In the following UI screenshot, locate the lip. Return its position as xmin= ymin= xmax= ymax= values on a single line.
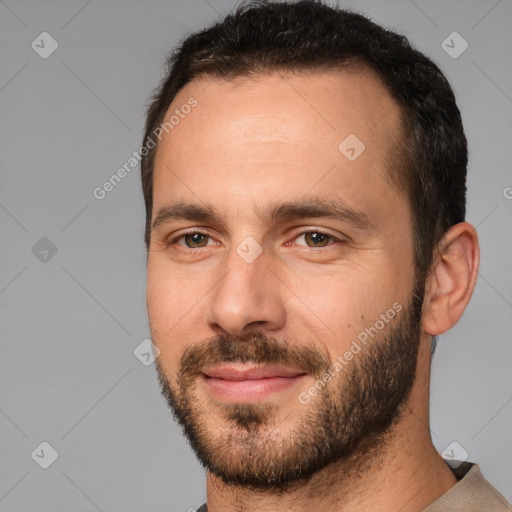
xmin=201 ymin=364 xmax=308 ymax=402
xmin=203 ymin=364 xmax=306 ymax=380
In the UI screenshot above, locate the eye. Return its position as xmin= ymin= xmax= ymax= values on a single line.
xmin=291 ymin=230 xmax=341 ymax=248
xmin=168 ymin=229 xmax=342 ymax=251
xmin=171 ymin=231 xmax=216 ymax=249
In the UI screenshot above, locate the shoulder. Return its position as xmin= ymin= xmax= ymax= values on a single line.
xmin=424 ymin=462 xmax=512 ymax=511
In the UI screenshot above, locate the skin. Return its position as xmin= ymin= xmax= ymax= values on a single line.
xmin=146 ymin=70 xmax=480 ymax=511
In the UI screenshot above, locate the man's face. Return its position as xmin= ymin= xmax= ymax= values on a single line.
xmin=146 ymin=71 xmax=421 ymax=488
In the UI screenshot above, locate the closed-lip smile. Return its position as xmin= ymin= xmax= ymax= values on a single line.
xmin=201 ymin=364 xmax=308 ymax=402
xmin=202 ymin=364 xmax=307 ymax=380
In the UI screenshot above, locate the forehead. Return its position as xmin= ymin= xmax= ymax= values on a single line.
xmin=152 ymin=69 xmax=405 ymax=223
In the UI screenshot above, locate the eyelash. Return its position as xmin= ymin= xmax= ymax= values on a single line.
xmin=167 ymin=228 xmax=343 ymax=250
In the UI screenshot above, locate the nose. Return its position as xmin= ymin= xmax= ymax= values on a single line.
xmin=204 ymin=242 xmax=287 ymax=337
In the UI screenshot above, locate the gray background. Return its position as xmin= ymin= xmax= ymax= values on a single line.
xmin=1 ymin=0 xmax=511 ymax=510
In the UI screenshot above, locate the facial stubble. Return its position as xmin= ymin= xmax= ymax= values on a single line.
xmin=154 ymin=284 xmax=423 ymax=491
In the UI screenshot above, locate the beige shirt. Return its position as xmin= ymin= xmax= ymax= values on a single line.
xmin=424 ymin=461 xmax=511 ymax=511
xmin=195 ymin=461 xmax=511 ymax=511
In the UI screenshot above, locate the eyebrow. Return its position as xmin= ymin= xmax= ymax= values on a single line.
xmin=151 ymin=197 xmax=376 ymax=233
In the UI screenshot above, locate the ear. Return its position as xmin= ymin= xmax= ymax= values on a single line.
xmin=422 ymin=222 xmax=480 ymax=336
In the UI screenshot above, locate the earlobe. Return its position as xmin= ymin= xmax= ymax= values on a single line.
xmin=422 ymin=222 xmax=480 ymax=336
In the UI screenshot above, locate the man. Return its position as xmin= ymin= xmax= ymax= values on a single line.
xmin=141 ymin=1 xmax=511 ymax=510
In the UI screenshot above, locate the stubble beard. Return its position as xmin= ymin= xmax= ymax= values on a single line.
xmin=154 ymin=282 xmax=424 ymax=491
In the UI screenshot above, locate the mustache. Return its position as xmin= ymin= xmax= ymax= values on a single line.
xmin=178 ymin=332 xmax=331 ymax=379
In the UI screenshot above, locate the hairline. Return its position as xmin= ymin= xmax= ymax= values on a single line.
xmin=145 ymin=63 xmax=414 ymax=245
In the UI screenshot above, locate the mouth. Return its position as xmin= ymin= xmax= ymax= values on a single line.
xmin=201 ymin=364 xmax=308 ymax=402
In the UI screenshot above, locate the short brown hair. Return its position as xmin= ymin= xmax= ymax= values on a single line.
xmin=141 ymin=0 xmax=467 ymax=283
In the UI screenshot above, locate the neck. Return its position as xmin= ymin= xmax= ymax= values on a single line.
xmin=204 ymin=339 xmax=457 ymax=512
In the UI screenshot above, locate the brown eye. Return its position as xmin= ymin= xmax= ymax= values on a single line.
xmin=176 ymin=232 xmax=212 ymax=248
xmin=304 ymin=232 xmax=330 ymax=247
xmin=294 ymin=230 xmax=338 ymax=248
xmin=185 ymin=233 xmax=208 ymax=247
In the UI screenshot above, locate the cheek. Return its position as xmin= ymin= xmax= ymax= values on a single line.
xmin=286 ymin=261 xmax=409 ymax=354
xmin=147 ymin=254 xmax=198 ymax=315
xmin=299 ymin=276 xmax=380 ymax=326
xmin=146 ymin=263 xmax=172 ymax=323
xmin=146 ymin=255 xmax=216 ymax=365
xmin=146 ymin=259 xmax=190 ymax=348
